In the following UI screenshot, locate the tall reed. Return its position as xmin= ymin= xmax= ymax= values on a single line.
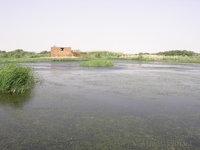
xmin=0 ymin=64 xmax=35 ymax=93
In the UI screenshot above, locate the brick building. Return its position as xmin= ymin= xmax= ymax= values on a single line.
xmin=51 ymin=47 xmax=73 ymax=57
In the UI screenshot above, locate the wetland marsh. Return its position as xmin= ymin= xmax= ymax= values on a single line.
xmin=0 ymin=60 xmax=200 ymax=149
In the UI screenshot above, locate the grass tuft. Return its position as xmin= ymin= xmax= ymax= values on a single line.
xmin=0 ymin=64 xmax=35 ymax=93
xmin=79 ymin=60 xmax=114 ymax=67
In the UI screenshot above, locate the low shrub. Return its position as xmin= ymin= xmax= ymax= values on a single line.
xmin=30 ymin=55 xmax=39 ymax=58
xmin=15 ymin=54 xmax=21 ymax=58
xmin=0 ymin=64 xmax=35 ymax=93
xmin=0 ymin=53 xmax=9 ymax=58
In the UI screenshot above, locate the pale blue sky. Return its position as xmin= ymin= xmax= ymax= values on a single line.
xmin=0 ymin=0 xmax=200 ymax=53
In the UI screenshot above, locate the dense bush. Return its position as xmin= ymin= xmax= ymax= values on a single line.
xmin=86 ymin=51 xmax=123 ymax=58
xmin=15 ymin=54 xmax=21 ymax=58
xmin=137 ymin=52 xmax=150 ymax=55
xmin=0 ymin=50 xmax=6 ymax=53
xmin=0 ymin=53 xmax=8 ymax=58
xmin=0 ymin=49 xmax=50 ymax=58
xmin=39 ymin=51 xmax=50 ymax=57
xmin=156 ymin=50 xmax=196 ymax=56
xmin=0 ymin=64 xmax=35 ymax=93
xmin=40 ymin=50 xmax=48 ymax=54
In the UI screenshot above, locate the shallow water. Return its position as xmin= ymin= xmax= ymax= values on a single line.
xmin=0 ymin=60 xmax=200 ymax=149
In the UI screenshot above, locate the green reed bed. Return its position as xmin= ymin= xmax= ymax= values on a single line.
xmin=0 ymin=64 xmax=35 ymax=93
xmin=79 ymin=59 xmax=114 ymax=67
xmin=110 ymin=55 xmax=200 ymax=63
xmin=0 ymin=57 xmax=91 ymax=63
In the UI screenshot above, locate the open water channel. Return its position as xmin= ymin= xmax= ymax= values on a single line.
xmin=0 ymin=60 xmax=200 ymax=149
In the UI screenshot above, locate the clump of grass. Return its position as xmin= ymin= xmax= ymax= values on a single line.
xmin=0 ymin=64 xmax=35 ymax=93
xmin=79 ymin=60 xmax=114 ymax=67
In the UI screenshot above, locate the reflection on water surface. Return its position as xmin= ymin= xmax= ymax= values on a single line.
xmin=0 ymin=60 xmax=200 ymax=149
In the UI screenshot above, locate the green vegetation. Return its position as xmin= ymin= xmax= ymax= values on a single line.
xmin=0 ymin=57 xmax=91 ymax=63
xmin=1 ymin=49 xmax=200 ymax=64
xmin=79 ymin=60 xmax=114 ymax=67
xmin=0 ymin=49 xmax=94 ymax=63
xmin=84 ymin=51 xmax=124 ymax=58
xmin=106 ymin=50 xmax=200 ymax=63
xmin=129 ymin=55 xmax=200 ymax=63
xmin=0 ymin=64 xmax=35 ymax=93
xmin=0 ymin=49 xmax=50 ymax=58
xmin=156 ymin=50 xmax=196 ymax=56
xmin=81 ymin=50 xmax=200 ymax=63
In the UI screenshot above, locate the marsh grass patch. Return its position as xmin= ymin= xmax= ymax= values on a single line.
xmin=0 ymin=64 xmax=35 ymax=93
xmin=79 ymin=60 xmax=114 ymax=67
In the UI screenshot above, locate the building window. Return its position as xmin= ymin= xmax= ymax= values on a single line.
xmin=61 ymin=48 xmax=64 ymax=51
